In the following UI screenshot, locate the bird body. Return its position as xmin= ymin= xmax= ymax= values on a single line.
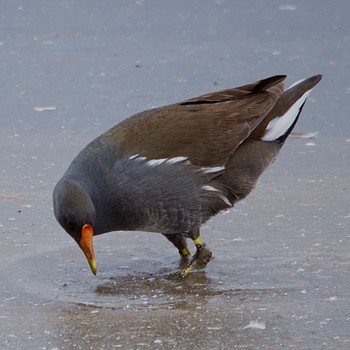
xmin=53 ymin=74 xmax=322 ymax=275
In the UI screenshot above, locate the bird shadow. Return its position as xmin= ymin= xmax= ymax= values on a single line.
xmin=95 ymin=264 xmax=215 ymax=297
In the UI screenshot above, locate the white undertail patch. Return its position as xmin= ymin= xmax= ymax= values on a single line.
xmin=287 ymin=78 xmax=305 ymax=89
xmin=261 ymin=89 xmax=312 ymax=142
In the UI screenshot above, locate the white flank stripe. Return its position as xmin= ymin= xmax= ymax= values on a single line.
xmin=135 ymin=156 xmax=147 ymax=161
xmin=166 ymin=156 xmax=188 ymax=164
xmin=201 ymin=166 xmax=225 ymax=174
xmin=202 ymin=185 xmax=219 ymax=192
xmin=147 ymin=158 xmax=167 ymax=166
xmin=129 ymin=154 xmax=139 ymax=159
xmin=219 ymin=195 xmax=232 ymax=206
xmin=261 ymin=89 xmax=312 ymax=141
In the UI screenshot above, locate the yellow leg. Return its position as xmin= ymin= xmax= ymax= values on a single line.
xmin=180 ymin=246 xmax=191 ymax=258
xmin=162 ymin=233 xmax=190 ymax=258
xmin=193 ymin=235 xmax=204 ymax=246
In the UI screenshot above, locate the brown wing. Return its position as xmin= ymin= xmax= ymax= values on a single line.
xmin=104 ymin=75 xmax=286 ymax=167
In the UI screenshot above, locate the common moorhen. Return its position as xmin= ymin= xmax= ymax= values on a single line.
xmin=53 ymin=74 xmax=322 ymax=276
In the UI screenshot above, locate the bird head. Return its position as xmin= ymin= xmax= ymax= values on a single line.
xmin=53 ymin=177 xmax=97 ymax=275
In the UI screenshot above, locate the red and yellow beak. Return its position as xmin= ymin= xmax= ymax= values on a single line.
xmin=80 ymin=224 xmax=97 ymax=275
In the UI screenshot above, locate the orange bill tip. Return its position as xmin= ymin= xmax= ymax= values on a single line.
xmin=80 ymin=224 xmax=97 ymax=275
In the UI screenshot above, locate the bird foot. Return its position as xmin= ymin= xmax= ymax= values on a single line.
xmin=180 ymin=243 xmax=213 ymax=277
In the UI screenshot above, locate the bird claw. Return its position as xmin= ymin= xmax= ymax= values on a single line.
xmin=180 ymin=243 xmax=213 ymax=277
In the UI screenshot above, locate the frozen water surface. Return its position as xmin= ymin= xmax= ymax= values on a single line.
xmin=1 ymin=1 xmax=349 ymax=349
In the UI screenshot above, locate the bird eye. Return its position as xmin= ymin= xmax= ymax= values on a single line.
xmin=65 ymin=219 xmax=75 ymax=229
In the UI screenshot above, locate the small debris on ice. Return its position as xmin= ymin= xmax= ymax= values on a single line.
xmin=207 ymin=326 xmax=223 ymax=331
xmin=34 ymin=106 xmax=57 ymax=112
xmin=290 ymin=132 xmax=318 ymax=139
xmin=242 ymin=320 xmax=266 ymax=330
xmin=278 ymin=4 xmax=297 ymax=11
xmin=1 ymin=194 xmax=20 ymax=199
